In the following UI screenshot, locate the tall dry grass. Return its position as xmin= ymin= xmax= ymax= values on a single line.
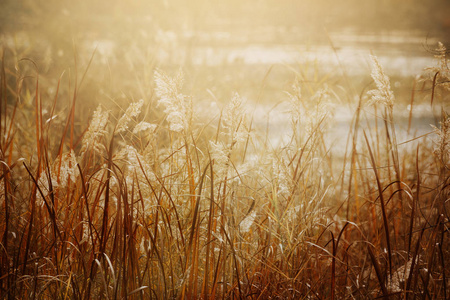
xmin=0 ymin=41 xmax=449 ymax=299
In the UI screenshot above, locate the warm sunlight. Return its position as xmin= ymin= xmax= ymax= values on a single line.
xmin=1 ymin=0 xmax=450 ymax=298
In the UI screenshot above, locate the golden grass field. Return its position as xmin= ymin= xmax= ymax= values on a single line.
xmin=1 ymin=1 xmax=450 ymax=299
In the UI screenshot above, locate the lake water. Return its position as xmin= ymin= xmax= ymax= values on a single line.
xmin=150 ymin=28 xmax=439 ymax=76
xmin=92 ymin=28 xmax=442 ymax=151
xmin=152 ymin=28 xmax=440 ymax=150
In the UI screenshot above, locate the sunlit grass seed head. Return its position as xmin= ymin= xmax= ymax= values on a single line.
xmin=81 ymin=104 xmax=109 ymax=155
xmin=116 ymin=99 xmax=145 ymax=133
xmin=422 ymin=42 xmax=450 ymax=92
xmin=368 ymin=55 xmax=395 ymax=107
xmin=307 ymin=86 xmax=333 ymax=131
xmin=287 ymin=81 xmax=302 ymax=125
xmin=431 ymin=113 xmax=450 ymax=164
xmin=435 ymin=42 xmax=448 ymax=72
xmin=36 ymin=172 xmax=58 ymax=206
xmin=209 ymin=141 xmax=229 ymax=168
xmin=286 ymin=80 xmax=333 ymax=141
xmin=77 ymin=221 xmax=91 ymax=245
xmin=154 ymin=69 xmax=193 ymax=133
xmin=223 ymin=93 xmax=247 ymax=144
xmin=115 ymin=145 xmax=156 ymax=181
xmin=209 ymin=93 xmax=248 ymax=180
xmin=239 ymin=210 xmax=256 ymax=233
xmin=270 ymin=153 xmax=290 ymax=199
xmin=386 ymin=258 xmax=418 ymax=294
xmin=34 ymin=150 xmax=78 ymax=206
xmin=132 ymin=121 xmax=157 ymax=135
xmin=435 ymin=42 xmax=450 ymax=91
xmin=55 ymin=149 xmax=78 ymax=187
xmin=113 ymin=145 xmax=156 ymax=213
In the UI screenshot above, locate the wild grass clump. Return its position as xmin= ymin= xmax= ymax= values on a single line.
xmin=1 ymin=41 xmax=450 ymax=299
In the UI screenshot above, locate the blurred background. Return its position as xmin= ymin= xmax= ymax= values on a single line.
xmin=0 ymin=0 xmax=449 ymax=119
xmin=2 ymin=0 xmax=449 ymax=67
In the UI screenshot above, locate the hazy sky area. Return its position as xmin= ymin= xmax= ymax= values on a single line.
xmin=1 ymin=0 xmax=449 ymax=55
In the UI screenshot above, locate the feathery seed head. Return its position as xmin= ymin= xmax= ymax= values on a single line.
xmin=435 ymin=42 xmax=448 ymax=71
xmin=209 ymin=140 xmax=230 ymax=179
xmin=154 ymin=69 xmax=184 ymax=100
xmin=288 ymin=83 xmax=302 ymax=125
xmin=81 ymin=104 xmax=109 ymax=154
xmin=423 ymin=42 xmax=450 ymax=92
xmin=223 ymin=93 xmax=247 ymax=144
xmin=116 ymin=99 xmax=144 ymax=133
xmin=36 ymin=172 xmax=58 ymax=206
xmin=432 ymin=113 xmax=450 ymax=164
xmin=55 ymin=149 xmax=78 ymax=187
xmin=434 ymin=42 xmax=450 ymax=91
xmin=368 ymin=55 xmax=395 ymax=107
xmin=133 ymin=121 xmax=157 ymax=135
xmin=154 ymin=69 xmax=192 ymax=132
xmin=35 ymin=150 xmax=78 ymax=205
xmin=239 ymin=211 xmax=256 ymax=233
